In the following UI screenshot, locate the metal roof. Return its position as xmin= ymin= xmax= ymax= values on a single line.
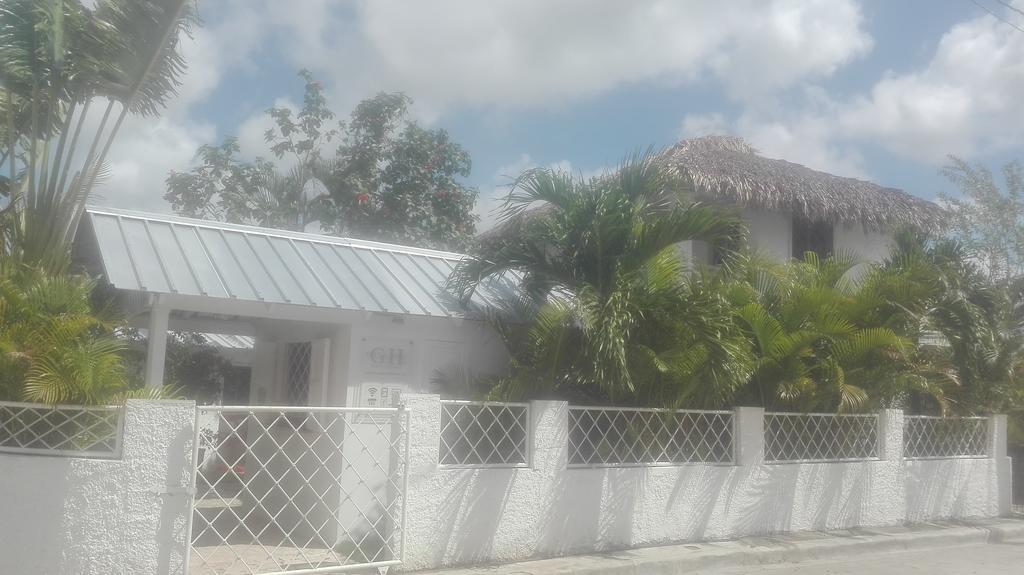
xmin=83 ymin=207 xmax=515 ymax=318
xmin=201 ymin=333 xmax=255 ymax=350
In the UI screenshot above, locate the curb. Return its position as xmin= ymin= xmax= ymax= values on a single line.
xmin=415 ymin=517 xmax=1024 ymax=574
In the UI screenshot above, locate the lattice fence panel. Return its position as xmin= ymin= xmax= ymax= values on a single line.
xmin=439 ymin=401 xmax=529 ymax=466
xmin=0 ymin=401 xmax=123 ymax=458
xmin=189 ymin=407 xmax=407 ymax=575
xmin=904 ymin=416 xmax=987 ymax=459
xmin=764 ymin=413 xmax=878 ymax=463
xmin=568 ymin=407 xmax=733 ymax=466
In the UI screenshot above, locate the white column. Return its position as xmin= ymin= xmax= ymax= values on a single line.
xmin=734 ymin=407 xmax=765 ymax=466
xmin=877 ymin=408 xmax=904 ymax=461
xmin=989 ymin=414 xmax=1011 ymax=515
xmin=530 ymin=400 xmax=568 ymax=471
xmin=144 ymin=296 xmax=170 ymax=389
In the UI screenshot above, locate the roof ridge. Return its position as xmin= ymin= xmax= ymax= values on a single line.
xmin=84 ymin=205 xmax=467 ymax=260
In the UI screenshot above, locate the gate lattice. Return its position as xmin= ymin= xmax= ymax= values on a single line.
xmin=187 ymin=406 xmax=408 ymax=574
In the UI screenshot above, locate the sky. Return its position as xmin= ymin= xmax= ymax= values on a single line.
xmin=93 ymin=0 xmax=1024 ymax=230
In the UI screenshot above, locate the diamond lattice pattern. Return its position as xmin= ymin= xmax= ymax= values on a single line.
xmin=285 ymin=343 xmax=312 ymax=406
xmin=904 ymin=416 xmax=987 ymax=458
xmin=764 ymin=413 xmax=877 ymax=463
xmin=0 ymin=403 xmax=121 ymax=456
xmin=439 ymin=402 xmax=528 ymax=466
xmin=190 ymin=408 xmax=407 ymax=575
xmin=568 ymin=408 xmax=733 ymax=466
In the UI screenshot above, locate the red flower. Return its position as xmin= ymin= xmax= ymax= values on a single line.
xmin=356 ymin=193 xmax=370 ymax=205
xmin=435 ymin=190 xmax=447 ymax=199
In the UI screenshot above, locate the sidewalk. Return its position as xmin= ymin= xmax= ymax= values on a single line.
xmin=416 ymin=517 xmax=1024 ymax=574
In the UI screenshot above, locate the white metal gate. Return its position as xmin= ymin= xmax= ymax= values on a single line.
xmin=187 ymin=406 xmax=409 ymax=574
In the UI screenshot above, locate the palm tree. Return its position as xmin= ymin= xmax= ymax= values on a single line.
xmin=0 ymin=267 xmax=127 ymax=404
xmin=452 ymin=151 xmax=749 ymax=404
xmin=0 ymin=0 xmax=194 ymax=404
xmin=728 ymin=251 xmax=913 ymax=412
xmin=1 ymin=0 xmax=195 ymax=272
xmin=864 ymin=232 xmax=1023 ymax=414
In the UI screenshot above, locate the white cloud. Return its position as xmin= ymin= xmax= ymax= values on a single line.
xmin=680 ymin=97 xmax=868 ymax=179
xmin=680 ymin=113 xmax=730 ymax=140
xmin=87 ymin=0 xmax=879 ymax=212
xmin=679 ymin=2 xmax=1024 ymax=181
xmin=83 ymin=108 xmax=215 ymax=213
xmin=837 ymin=5 xmax=1024 ymax=163
xmin=355 ymin=0 xmax=872 ymax=109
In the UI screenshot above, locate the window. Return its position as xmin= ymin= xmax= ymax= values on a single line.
xmin=688 ymin=240 xmax=728 ymax=267
xmin=792 ymin=214 xmax=833 ymax=260
xmin=285 ymin=342 xmax=311 ymax=406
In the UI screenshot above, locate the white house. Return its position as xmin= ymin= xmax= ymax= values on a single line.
xmin=73 ymin=207 xmax=512 ymax=407
xmin=665 ymin=136 xmax=944 ymax=266
xmin=73 ymin=140 xmax=942 ymax=407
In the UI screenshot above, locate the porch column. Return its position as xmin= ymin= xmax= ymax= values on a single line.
xmin=144 ymin=295 xmax=170 ymax=389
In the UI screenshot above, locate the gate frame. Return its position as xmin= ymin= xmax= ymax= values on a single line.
xmin=184 ymin=404 xmax=410 ymax=575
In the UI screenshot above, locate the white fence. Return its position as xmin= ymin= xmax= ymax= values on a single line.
xmin=764 ymin=412 xmax=878 ymax=463
xmin=0 ymin=399 xmax=1012 ymax=574
xmin=0 ymin=401 xmax=124 ymax=458
xmin=403 ymin=398 xmax=1012 ymax=570
xmin=189 ymin=406 xmax=408 ymax=575
xmin=567 ymin=407 xmax=733 ymax=466
xmin=904 ymin=415 xmax=988 ymax=459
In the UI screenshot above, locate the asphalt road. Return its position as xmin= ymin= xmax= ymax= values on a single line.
xmin=710 ymin=539 xmax=1024 ymax=574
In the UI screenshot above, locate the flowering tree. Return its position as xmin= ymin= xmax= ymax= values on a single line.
xmin=165 ymin=71 xmax=478 ymax=250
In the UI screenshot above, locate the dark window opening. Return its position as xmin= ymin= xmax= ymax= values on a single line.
xmin=690 ymin=240 xmax=729 ymax=267
xmin=792 ymin=215 xmax=833 ymax=260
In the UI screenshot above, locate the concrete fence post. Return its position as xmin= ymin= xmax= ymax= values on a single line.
xmin=988 ymin=414 xmax=1011 ymax=515
xmin=529 ymin=400 xmax=568 ymax=472
xmin=402 ymin=394 xmax=442 ymax=474
xmin=734 ymin=407 xmax=764 ymax=466
xmin=399 ymin=393 xmax=441 ymax=564
xmin=877 ymin=408 xmax=904 ymax=461
xmin=988 ymin=414 xmax=1007 ymax=459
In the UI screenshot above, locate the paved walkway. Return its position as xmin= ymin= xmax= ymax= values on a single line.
xmin=713 ymin=538 xmax=1024 ymax=574
xmin=420 ymin=518 xmax=1024 ymax=574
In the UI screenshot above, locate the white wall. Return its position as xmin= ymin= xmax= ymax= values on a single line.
xmin=246 ymin=315 xmax=508 ymax=410
xmin=0 ymin=400 xmax=1010 ymax=574
xmin=0 ymin=400 xmax=195 ymax=575
xmin=744 ymin=208 xmax=793 ymax=261
xmin=400 ymin=396 xmax=1012 ymax=571
xmin=834 ymin=222 xmax=895 ymax=280
xmin=680 ymin=209 xmax=894 ymax=269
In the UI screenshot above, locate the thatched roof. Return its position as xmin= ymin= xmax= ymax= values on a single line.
xmin=478 ymin=136 xmax=944 ymax=246
xmin=664 ymin=136 xmax=944 ymax=231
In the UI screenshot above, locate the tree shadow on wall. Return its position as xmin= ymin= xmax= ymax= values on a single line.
xmin=733 ymin=464 xmax=875 ymax=538
xmin=665 ymin=464 xmax=745 ymax=541
xmin=906 ymin=460 xmax=977 ymax=522
xmin=432 ymin=469 xmax=517 ymax=566
xmin=157 ymin=424 xmax=194 ymax=575
xmin=537 ymin=467 xmax=644 ymax=558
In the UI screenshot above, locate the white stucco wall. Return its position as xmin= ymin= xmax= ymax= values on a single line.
xmin=0 ymin=400 xmax=195 ymax=575
xmin=400 ymin=396 xmax=1011 ymax=571
xmin=0 ymin=399 xmax=1007 ymax=574
xmin=744 ymin=208 xmax=793 ymax=261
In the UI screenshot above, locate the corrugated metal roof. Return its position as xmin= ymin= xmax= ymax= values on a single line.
xmin=83 ymin=207 xmax=515 ymax=318
xmin=201 ymin=333 xmax=255 ymax=349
